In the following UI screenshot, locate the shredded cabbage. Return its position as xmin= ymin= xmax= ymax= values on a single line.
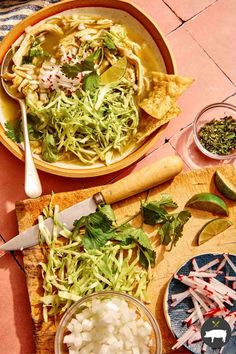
xmin=27 ymin=79 xmax=139 ymax=165
xmin=39 ymin=207 xmax=150 ymax=322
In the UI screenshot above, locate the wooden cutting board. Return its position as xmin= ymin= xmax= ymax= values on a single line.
xmin=16 ymin=165 xmax=236 ymax=354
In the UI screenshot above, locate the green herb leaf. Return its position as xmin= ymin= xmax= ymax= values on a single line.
xmin=61 ymin=63 xmax=85 ymax=79
xmin=113 ymin=225 xmax=155 ymax=268
xmin=198 ymin=116 xmax=236 ymax=155
xmin=97 ymin=204 xmax=116 ymax=223
xmin=22 ymin=43 xmax=50 ymax=64
xmin=61 ymin=49 xmax=102 ymax=79
xmin=5 ymin=121 xmax=23 ymax=143
xmin=104 ymin=35 xmax=116 ymax=50
xmin=42 ymin=133 xmax=58 ymax=163
xmin=73 ymin=211 xmax=114 ymax=250
xmin=158 ymin=210 xmax=191 ymax=250
xmin=83 ymin=72 xmax=100 ymax=91
xmin=83 ymin=226 xmax=111 ymax=250
xmin=139 ymin=248 xmax=156 ymax=269
xmin=142 ymin=194 xmax=178 ymax=225
xmin=85 ymin=48 xmax=102 ymax=63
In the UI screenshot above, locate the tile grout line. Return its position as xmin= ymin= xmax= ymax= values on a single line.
xmin=162 ymin=0 xmax=183 ymax=23
xmin=168 ymin=139 xmax=193 ymax=170
xmin=0 ymin=233 xmax=25 ymax=272
xmin=222 ymin=92 xmax=236 ymax=103
xmin=185 ymin=29 xmax=236 ymax=88
xmin=166 ymin=0 xmax=224 ymax=40
xmin=164 ymin=0 xmax=218 ymax=30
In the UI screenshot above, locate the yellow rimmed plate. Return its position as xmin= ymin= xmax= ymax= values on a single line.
xmin=0 ymin=0 xmax=176 ymax=177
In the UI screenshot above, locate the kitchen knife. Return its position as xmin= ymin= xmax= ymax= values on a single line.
xmin=0 ymin=155 xmax=182 ymax=251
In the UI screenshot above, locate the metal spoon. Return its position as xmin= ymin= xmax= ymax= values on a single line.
xmin=1 ymin=49 xmax=42 ymax=198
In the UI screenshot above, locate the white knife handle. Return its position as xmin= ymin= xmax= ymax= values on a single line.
xmin=95 ymin=155 xmax=183 ymax=205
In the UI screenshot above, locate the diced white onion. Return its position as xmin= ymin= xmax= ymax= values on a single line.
xmin=63 ymin=297 xmax=153 ymax=354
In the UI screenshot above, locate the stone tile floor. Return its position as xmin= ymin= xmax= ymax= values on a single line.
xmin=0 ymin=0 xmax=235 ymax=353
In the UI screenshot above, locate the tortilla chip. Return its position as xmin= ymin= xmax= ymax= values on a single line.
xmin=136 ymin=105 xmax=181 ymax=144
xmin=139 ymin=72 xmax=193 ymax=119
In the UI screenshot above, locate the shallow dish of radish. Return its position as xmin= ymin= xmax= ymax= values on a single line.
xmin=164 ymin=253 xmax=236 ymax=354
xmin=55 ymin=290 xmax=162 ymax=354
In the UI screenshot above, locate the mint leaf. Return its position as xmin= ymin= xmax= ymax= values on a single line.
xmin=83 ymin=227 xmax=111 ymax=250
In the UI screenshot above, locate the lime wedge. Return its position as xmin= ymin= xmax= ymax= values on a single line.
xmin=197 ymin=218 xmax=232 ymax=245
xmin=100 ymin=57 xmax=127 ymax=85
xmin=185 ymin=192 xmax=229 ymax=216
xmin=214 ymin=170 xmax=236 ymax=201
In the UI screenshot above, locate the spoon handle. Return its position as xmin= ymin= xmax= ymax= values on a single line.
xmin=19 ymin=100 xmax=42 ymax=198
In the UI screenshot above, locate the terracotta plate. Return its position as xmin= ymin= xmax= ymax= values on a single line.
xmin=0 ymin=0 xmax=176 ymax=177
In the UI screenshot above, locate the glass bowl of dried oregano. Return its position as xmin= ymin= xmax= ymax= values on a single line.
xmin=193 ymin=102 xmax=236 ymax=160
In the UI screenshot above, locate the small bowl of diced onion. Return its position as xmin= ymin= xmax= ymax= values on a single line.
xmin=54 ymin=291 xmax=162 ymax=354
xmin=193 ymin=102 xmax=236 ymax=160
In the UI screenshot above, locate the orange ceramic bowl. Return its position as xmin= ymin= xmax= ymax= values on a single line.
xmin=0 ymin=0 xmax=176 ymax=178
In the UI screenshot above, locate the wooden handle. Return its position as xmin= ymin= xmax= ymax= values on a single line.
xmin=101 ymin=155 xmax=183 ymax=204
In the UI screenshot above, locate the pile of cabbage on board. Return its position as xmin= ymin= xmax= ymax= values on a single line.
xmin=38 ymin=203 xmax=155 ymax=322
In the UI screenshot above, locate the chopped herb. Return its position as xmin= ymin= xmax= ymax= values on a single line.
xmin=82 ymin=72 xmax=100 ymax=91
xmin=72 ymin=204 xmax=155 ymax=269
xmin=41 ymin=133 xmax=58 ymax=163
xmin=61 ymin=61 xmax=93 ymax=79
xmin=61 ymin=49 xmax=102 ymax=80
xmin=142 ymin=194 xmax=191 ymax=250
xmin=22 ymin=40 xmax=50 ymax=64
xmin=104 ymin=34 xmax=116 ymax=50
xmin=73 ymin=209 xmax=114 ymax=250
xmin=158 ymin=210 xmax=191 ymax=251
xmin=142 ymin=194 xmax=178 ymax=225
xmin=198 ymin=116 xmax=236 ymax=155
xmin=5 ymin=121 xmax=23 ymax=143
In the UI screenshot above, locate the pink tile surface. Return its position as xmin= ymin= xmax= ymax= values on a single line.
xmin=127 ymin=0 xmax=182 ymax=34
xmin=110 ymin=142 xmax=190 ymax=183
xmin=163 ymin=28 xmax=235 ymax=139
xmin=1 ymin=0 xmax=236 ymax=353
xmin=169 ymin=124 xmax=236 ymax=170
xmin=225 ymin=94 xmax=236 ymax=106
xmin=185 ymin=0 xmax=236 ymax=84
xmin=164 ymin=0 xmax=216 ymax=21
xmin=0 ymin=251 xmax=35 ymax=354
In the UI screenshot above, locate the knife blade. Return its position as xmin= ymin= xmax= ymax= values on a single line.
xmin=0 ymin=155 xmax=183 ymax=251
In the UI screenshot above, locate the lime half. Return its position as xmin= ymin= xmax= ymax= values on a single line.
xmin=197 ymin=218 xmax=232 ymax=245
xmin=214 ymin=170 xmax=236 ymax=201
xmin=100 ymin=57 xmax=127 ymax=85
xmin=185 ymin=192 xmax=229 ymax=216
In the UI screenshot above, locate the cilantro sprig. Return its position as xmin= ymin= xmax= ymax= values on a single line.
xmin=142 ymin=194 xmax=191 ymax=251
xmin=72 ymin=204 xmax=155 ymax=269
xmin=61 ymin=48 xmax=102 ymax=91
